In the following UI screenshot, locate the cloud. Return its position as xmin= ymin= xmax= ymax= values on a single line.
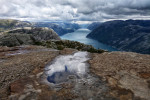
xmin=0 ymin=0 xmax=150 ymax=22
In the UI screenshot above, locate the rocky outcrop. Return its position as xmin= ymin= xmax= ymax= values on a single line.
xmin=0 ymin=34 xmax=35 ymax=47
xmin=0 ymin=19 xmax=32 ymax=32
xmin=7 ymin=27 xmax=61 ymax=41
xmin=87 ymin=20 xmax=150 ymax=54
xmin=0 ymin=26 xmax=61 ymax=47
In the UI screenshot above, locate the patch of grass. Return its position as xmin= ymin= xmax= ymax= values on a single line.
xmin=33 ymin=40 xmax=106 ymax=53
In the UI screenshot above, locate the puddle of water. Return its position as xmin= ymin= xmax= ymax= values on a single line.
xmin=47 ymin=66 xmax=75 ymax=84
xmin=45 ymin=52 xmax=90 ymax=84
xmin=43 ymin=51 xmax=112 ymax=99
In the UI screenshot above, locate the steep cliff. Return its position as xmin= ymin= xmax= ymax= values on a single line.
xmin=87 ymin=20 xmax=150 ymax=54
xmin=87 ymin=22 xmax=101 ymax=30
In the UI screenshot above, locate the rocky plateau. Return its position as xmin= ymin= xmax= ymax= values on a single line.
xmin=0 ymin=45 xmax=149 ymax=100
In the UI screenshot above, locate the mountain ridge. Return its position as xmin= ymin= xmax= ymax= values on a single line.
xmin=0 ymin=19 xmax=80 ymax=36
xmin=87 ymin=20 xmax=150 ymax=54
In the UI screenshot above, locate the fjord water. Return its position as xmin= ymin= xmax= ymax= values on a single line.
xmin=61 ymin=28 xmax=118 ymax=51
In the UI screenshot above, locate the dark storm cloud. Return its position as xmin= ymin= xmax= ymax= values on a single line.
xmin=0 ymin=0 xmax=150 ymax=22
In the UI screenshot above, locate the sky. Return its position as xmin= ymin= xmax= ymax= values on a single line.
xmin=0 ymin=0 xmax=150 ymax=23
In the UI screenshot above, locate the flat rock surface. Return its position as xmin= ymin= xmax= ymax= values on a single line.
xmin=0 ymin=46 xmax=150 ymax=100
xmin=0 ymin=45 xmax=59 ymax=99
xmin=89 ymin=51 xmax=150 ymax=100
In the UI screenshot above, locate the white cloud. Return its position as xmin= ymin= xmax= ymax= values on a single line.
xmin=0 ymin=0 xmax=150 ymax=22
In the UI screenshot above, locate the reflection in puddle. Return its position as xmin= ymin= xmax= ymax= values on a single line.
xmin=45 ymin=52 xmax=90 ymax=84
xmin=47 ymin=66 xmax=75 ymax=84
xmin=44 ymin=51 xmax=111 ymax=99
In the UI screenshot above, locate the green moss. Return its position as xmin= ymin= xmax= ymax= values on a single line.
xmin=34 ymin=41 xmax=44 ymax=46
xmin=57 ymin=45 xmax=65 ymax=50
xmin=87 ymin=48 xmax=104 ymax=53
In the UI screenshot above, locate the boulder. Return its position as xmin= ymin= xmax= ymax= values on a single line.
xmin=0 ymin=34 xmax=35 ymax=47
xmin=7 ymin=27 xmax=61 ymax=41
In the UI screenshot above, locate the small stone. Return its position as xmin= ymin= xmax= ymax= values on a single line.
xmin=36 ymin=72 xmax=43 ymax=78
xmin=25 ymin=84 xmax=33 ymax=89
xmin=10 ymin=81 xmax=25 ymax=94
xmin=0 ymin=71 xmax=2 ymax=74
xmin=36 ymin=89 xmax=41 ymax=93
